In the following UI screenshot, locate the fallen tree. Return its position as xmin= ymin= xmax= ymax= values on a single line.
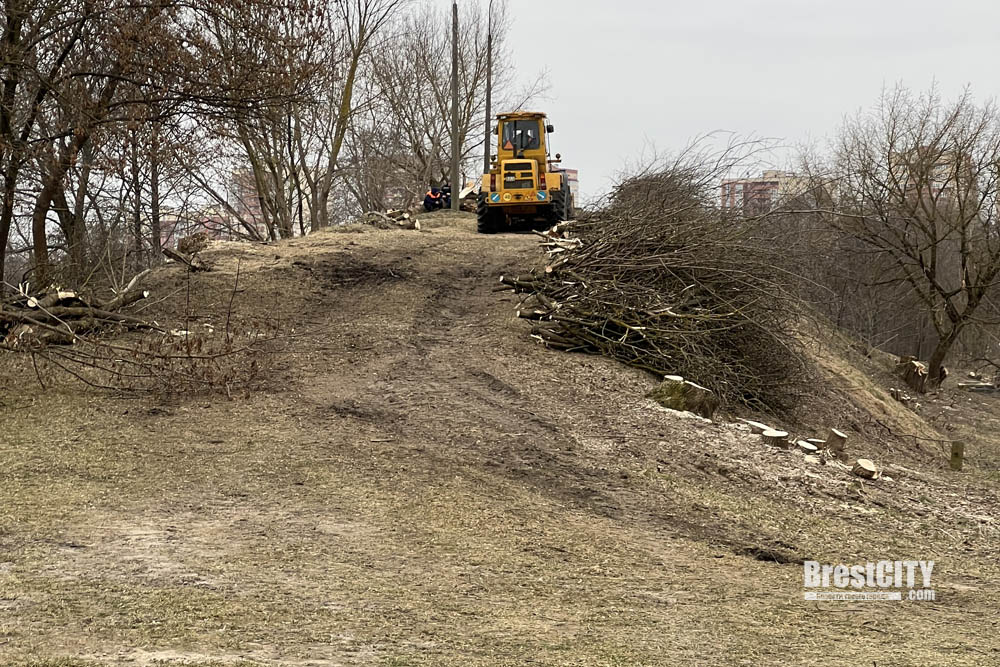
xmin=501 ymin=150 xmax=808 ymax=412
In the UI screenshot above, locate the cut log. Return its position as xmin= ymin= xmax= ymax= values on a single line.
xmin=104 ymin=289 xmax=149 ymax=312
xmin=516 ymin=308 xmax=548 ymax=320
xmin=797 ymin=440 xmax=819 ymax=455
xmin=761 ymin=429 xmax=789 ymax=448
xmin=852 ymin=459 xmax=879 ymax=479
xmin=647 ymin=377 xmax=719 ymax=419
xmin=827 ymin=428 xmax=847 ymax=457
xmin=27 ymin=290 xmax=79 ymax=309
xmin=957 ymin=381 xmax=997 ymax=392
xmin=499 ymin=275 xmax=542 ymax=292
xmin=103 ymin=269 xmax=151 ymax=311
xmin=806 ymin=438 xmax=826 ymax=446
xmin=364 ymin=210 xmax=421 ymax=230
xmin=889 ymin=387 xmax=912 ymax=404
xmin=539 ymin=221 xmax=574 ymax=239
xmin=1 ymin=280 xmax=159 ymax=350
xmin=803 ymin=454 xmax=821 ymax=464
xmin=25 ymin=305 xmax=149 ymax=326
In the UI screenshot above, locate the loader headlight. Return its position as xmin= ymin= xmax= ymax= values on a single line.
xmin=503 ymin=193 xmax=512 ymax=202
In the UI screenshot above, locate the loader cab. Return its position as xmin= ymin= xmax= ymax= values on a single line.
xmin=495 ymin=113 xmax=550 ymax=164
xmin=501 ymin=119 xmax=542 ymax=154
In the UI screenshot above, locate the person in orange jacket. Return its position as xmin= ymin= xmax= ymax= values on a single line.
xmin=423 ymin=186 xmax=444 ymax=212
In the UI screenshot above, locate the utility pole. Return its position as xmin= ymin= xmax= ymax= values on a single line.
xmin=482 ymin=0 xmax=493 ymax=178
xmin=450 ymin=1 xmax=461 ymax=210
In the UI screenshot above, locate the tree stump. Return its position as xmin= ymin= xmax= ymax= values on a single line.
xmin=896 ymin=356 xmax=929 ymax=394
xmin=762 ymin=429 xmax=789 ymax=448
xmin=852 ymin=459 xmax=879 ymax=479
xmin=797 ymin=440 xmax=819 ymax=455
xmin=827 ymin=428 xmax=847 ymax=458
xmin=648 ymin=377 xmax=719 ymax=419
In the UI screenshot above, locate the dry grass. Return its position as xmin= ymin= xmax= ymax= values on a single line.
xmin=0 ymin=218 xmax=997 ymax=666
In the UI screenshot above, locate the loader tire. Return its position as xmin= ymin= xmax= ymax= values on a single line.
xmin=477 ymin=194 xmax=502 ymax=234
xmin=548 ymin=188 xmax=571 ymax=225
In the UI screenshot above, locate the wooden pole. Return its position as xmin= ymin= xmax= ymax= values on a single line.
xmin=950 ymin=441 xmax=965 ymax=471
xmin=482 ymin=0 xmax=493 ymax=177
xmin=450 ymin=1 xmax=460 ymax=210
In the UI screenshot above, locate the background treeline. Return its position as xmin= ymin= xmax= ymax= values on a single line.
xmin=0 ymin=0 xmax=541 ymax=289
xmin=778 ymin=87 xmax=1000 ymax=377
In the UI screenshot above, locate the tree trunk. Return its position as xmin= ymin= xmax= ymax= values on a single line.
xmin=149 ymin=126 xmax=162 ymax=263
xmin=0 ymin=164 xmax=19 ymax=287
xmin=316 ymin=47 xmax=363 ymax=231
xmin=927 ymin=327 xmax=961 ymax=389
xmin=131 ymin=130 xmax=144 ymax=270
xmin=0 ymin=10 xmax=23 ymax=289
xmin=52 ymin=185 xmax=86 ymax=284
xmin=71 ymin=142 xmax=93 ymax=277
xmin=31 ymin=173 xmax=58 ymax=286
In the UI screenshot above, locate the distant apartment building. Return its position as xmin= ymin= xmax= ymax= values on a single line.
xmin=720 ymin=170 xmax=806 ymax=215
xmin=889 ymin=149 xmax=974 ymax=202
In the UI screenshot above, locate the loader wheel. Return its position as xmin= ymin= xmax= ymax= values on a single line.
xmin=477 ymin=194 xmax=503 ymax=234
xmin=548 ymin=188 xmax=570 ymax=225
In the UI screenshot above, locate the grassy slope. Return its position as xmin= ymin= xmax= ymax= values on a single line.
xmin=1 ymin=213 xmax=997 ymax=666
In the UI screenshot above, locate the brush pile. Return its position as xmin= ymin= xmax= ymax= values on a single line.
xmin=359 ymin=209 xmax=421 ymax=230
xmin=0 ymin=280 xmax=156 ymax=350
xmin=501 ymin=165 xmax=807 ymax=412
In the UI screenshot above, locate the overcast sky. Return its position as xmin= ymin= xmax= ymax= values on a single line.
xmin=501 ymin=0 xmax=1000 ymax=201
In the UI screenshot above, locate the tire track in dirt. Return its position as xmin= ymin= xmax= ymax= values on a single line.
xmin=288 ymin=229 xmax=634 ymax=521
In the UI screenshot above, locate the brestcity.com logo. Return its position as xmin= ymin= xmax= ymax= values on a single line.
xmin=803 ymin=560 xmax=936 ymax=601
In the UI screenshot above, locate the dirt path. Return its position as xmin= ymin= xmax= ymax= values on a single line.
xmin=1 ymin=215 xmax=997 ymax=666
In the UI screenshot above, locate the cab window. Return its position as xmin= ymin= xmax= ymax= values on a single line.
xmin=501 ymin=120 xmax=541 ymax=151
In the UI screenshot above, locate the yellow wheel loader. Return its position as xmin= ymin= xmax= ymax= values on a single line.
xmin=477 ymin=111 xmax=574 ymax=233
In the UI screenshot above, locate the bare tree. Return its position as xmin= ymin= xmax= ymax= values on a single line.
xmin=342 ymin=1 xmax=545 ymax=210
xmin=816 ymin=87 xmax=1000 ymax=386
xmin=1 ymin=0 xmax=319 ymax=288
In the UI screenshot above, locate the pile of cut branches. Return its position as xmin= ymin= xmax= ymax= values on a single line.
xmin=2 ymin=266 xmax=279 ymax=395
xmin=502 ymin=156 xmax=808 ymax=412
xmin=1 ymin=277 xmax=156 ymax=350
xmin=359 ymin=209 xmax=421 ymax=230
xmin=37 ymin=318 xmax=281 ymax=396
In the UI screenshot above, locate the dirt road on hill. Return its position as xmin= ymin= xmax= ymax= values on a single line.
xmin=0 ymin=213 xmax=997 ymax=666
